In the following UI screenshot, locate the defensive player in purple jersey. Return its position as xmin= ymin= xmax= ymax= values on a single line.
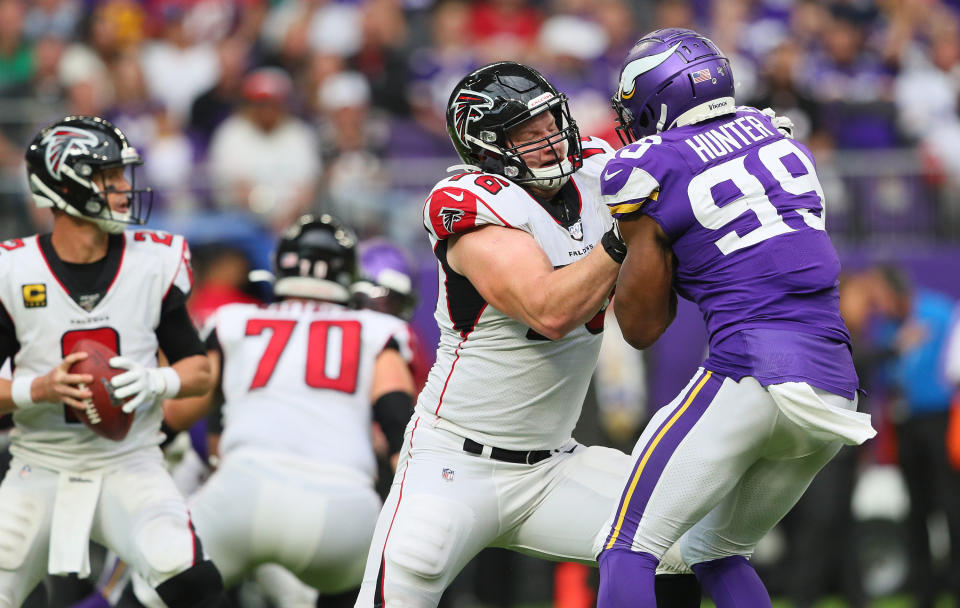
xmin=593 ymin=29 xmax=877 ymax=607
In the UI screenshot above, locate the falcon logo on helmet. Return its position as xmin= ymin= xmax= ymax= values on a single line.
xmin=42 ymin=128 xmax=99 ymax=181
xmin=451 ymin=90 xmax=494 ymax=147
xmin=438 ymin=207 xmax=465 ymax=233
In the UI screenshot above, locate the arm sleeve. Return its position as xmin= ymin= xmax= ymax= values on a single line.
xmin=0 ymin=303 xmax=18 ymax=370
xmin=156 ymin=286 xmax=205 ymax=363
xmin=372 ymin=391 xmax=414 ymax=455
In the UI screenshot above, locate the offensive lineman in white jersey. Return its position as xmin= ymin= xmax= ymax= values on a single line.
xmin=356 ymin=62 xmax=699 ymax=607
xmin=161 ymin=214 xmax=417 ymax=606
xmin=0 ymin=116 xmax=228 ymax=606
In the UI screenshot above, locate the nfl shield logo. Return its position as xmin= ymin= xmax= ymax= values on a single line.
xmin=567 ymin=220 xmax=583 ymax=241
xmin=441 ymin=468 xmax=455 ymax=482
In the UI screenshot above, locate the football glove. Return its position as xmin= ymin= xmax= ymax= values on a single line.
xmin=109 ymin=357 xmax=181 ymax=413
xmin=601 ymin=219 xmax=627 ymax=264
xmin=761 ymin=107 xmax=794 ymax=139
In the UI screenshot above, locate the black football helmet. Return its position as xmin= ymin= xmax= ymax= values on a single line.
xmin=273 ymin=214 xmax=357 ymax=303
xmin=25 ymin=116 xmax=153 ymax=234
xmin=446 ymin=62 xmax=582 ymax=190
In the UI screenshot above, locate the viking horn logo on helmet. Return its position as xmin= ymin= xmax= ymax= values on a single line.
xmin=618 ymin=42 xmax=681 ymax=99
xmin=42 ymin=128 xmax=99 ymax=181
xmin=451 ymin=90 xmax=494 ymax=146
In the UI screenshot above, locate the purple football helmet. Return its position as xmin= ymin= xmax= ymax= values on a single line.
xmin=352 ymin=238 xmax=417 ymax=320
xmin=612 ymin=28 xmax=735 ymax=145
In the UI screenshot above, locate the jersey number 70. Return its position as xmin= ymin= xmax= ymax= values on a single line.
xmin=245 ymin=319 xmax=362 ymax=394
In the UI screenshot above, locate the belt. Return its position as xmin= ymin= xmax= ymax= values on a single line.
xmin=462 ymin=438 xmax=552 ymax=465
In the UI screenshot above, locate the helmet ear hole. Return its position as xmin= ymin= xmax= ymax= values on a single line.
xmin=637 ymin=110 xmax=650 ymax=129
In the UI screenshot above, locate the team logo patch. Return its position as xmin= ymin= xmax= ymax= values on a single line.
xmin=21 ymin=284 xmax=46 ymax=308
xmin=41 ymin=127 xmax=99 ymax=181
xmin=438 ymin=207 xmax=465 ymax=233
xmin=451 ymin=90 xmax=494 ymax=146
xmin=441 ymin=467 xmax=455 ymax=482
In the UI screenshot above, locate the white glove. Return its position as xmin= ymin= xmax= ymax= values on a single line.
xmin=109 ymin=357 xmax=181 ymax=413
xmin=760 ymin=107 xmax=794 ymax=139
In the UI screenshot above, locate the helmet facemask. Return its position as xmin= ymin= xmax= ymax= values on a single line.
xmin=83 ymin=160 xmax=153 ymax=234
xmin=473 ymin=96 xmax=583 ymax=191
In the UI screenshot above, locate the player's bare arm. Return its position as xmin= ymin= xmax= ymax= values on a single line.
xmin=169 ymin=354 xmax=213 ymax=400
xmin=448 ymin=224 xmax=619 ymax=340
xmin=164 ymin=348 xmax=220 ymax=431
xmin=615 ymin=215 xmax=676 ymax=350
xmin=0 ymin=352 xmax=95 ymax=414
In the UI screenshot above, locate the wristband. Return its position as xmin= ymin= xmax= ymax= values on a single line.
xmin=11 ymin=375 xmax=38 ymax=409
xmin=601 ymin=224 xmax=627 ymax=264
xmin=158 ymin=367 xmax=182 ymax=399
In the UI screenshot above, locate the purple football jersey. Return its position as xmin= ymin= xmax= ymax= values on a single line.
xmin=600 ymin=107 xmax=857 ymax=398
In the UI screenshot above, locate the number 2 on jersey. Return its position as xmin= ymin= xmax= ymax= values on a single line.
xmin=688 ymin=139 xmax=825 ymax=255
xmin=245 ymin=319 xmax=362 ymax=393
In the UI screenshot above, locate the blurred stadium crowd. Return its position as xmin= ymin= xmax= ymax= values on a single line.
xmin=1 ymin=0 xmax=960 ymax=247
xmin=4 ymin=0 xmax=960 ymax=606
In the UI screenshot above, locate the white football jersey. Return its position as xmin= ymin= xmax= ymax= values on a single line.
xmin=0 ymin=230 xmax=193 ymax=471
xmin=418 ymin=137 xmax=617 ymax=450
xmin=209 ymin=300 xmax=413 ymax=483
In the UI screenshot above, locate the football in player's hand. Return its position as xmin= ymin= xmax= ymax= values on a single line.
xmin=68 ymin=339 xmax=134 ymax=441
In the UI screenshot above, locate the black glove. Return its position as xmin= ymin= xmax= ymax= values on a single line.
xmin=601 ymin=219 xmax=627 ymax=264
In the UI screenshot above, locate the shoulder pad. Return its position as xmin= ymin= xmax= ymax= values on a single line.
xmin=423 ymin=173 xmax=530 ymax=240
xmin=0 ymin=238 xmax=28 ymax=256
xmin=599 ymin=136 xmax=668 ymax=218
xmin=580 ymin=136 xmax=617 ymax=161
xmin=126 ymin=230 xmax=193 ymax=297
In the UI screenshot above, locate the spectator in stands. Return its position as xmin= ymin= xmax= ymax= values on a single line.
xmin=406 ymin=0 xmax=478 ymax=146
xmin=748 ymin=40 xmax=823 ymax=144
xmin=188 ymin=36 xmax=250 ymax=153
xmin=869 ymin=264 xmax=960 ymax=607
xmin=140 ymin=4 xmax=218 ymax=125
xmin=354 ymin=0 xmax=411 ymax=118
xmin=208 ymin=66 xmax=320 ymax=232
xmin=317 ymin=71 xmax=388 ymax=235
xmin=468 ymin=0 xmax=542 ymax=63
xmin=0 ymin=0 xmax=32 ymax=91
xmin=800 ymin=4 xmax=900 ymax=150
xmin=22 ymin=0 xmax=79 ymax=42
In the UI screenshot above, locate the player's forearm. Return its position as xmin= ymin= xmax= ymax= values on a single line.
xmin=615 ymin=218 xmax=676 ymax=349
xmin=164 ymin=392 xmax=214 ymax=432
xmin=525 ymin=246 xmax=619 ymax=339
xmin=0 ymin=379 xmax=14 ymax=415
xmin=170 ymin=354 xmax=214 ymax=398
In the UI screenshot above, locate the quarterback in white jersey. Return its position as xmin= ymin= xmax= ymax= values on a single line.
xmin=0 ymin=116 xmax=227 ymax=607
xmin=357 ymin=62 xmax=702 ymax=608
xmin=162 ymin=215 xmax=416 ymax=606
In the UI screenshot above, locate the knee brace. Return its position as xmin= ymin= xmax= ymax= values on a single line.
xmin=134 ymin=515 xmax=196 ymax=583
xmin=155 ymin=561 xmax=226 ymax=608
